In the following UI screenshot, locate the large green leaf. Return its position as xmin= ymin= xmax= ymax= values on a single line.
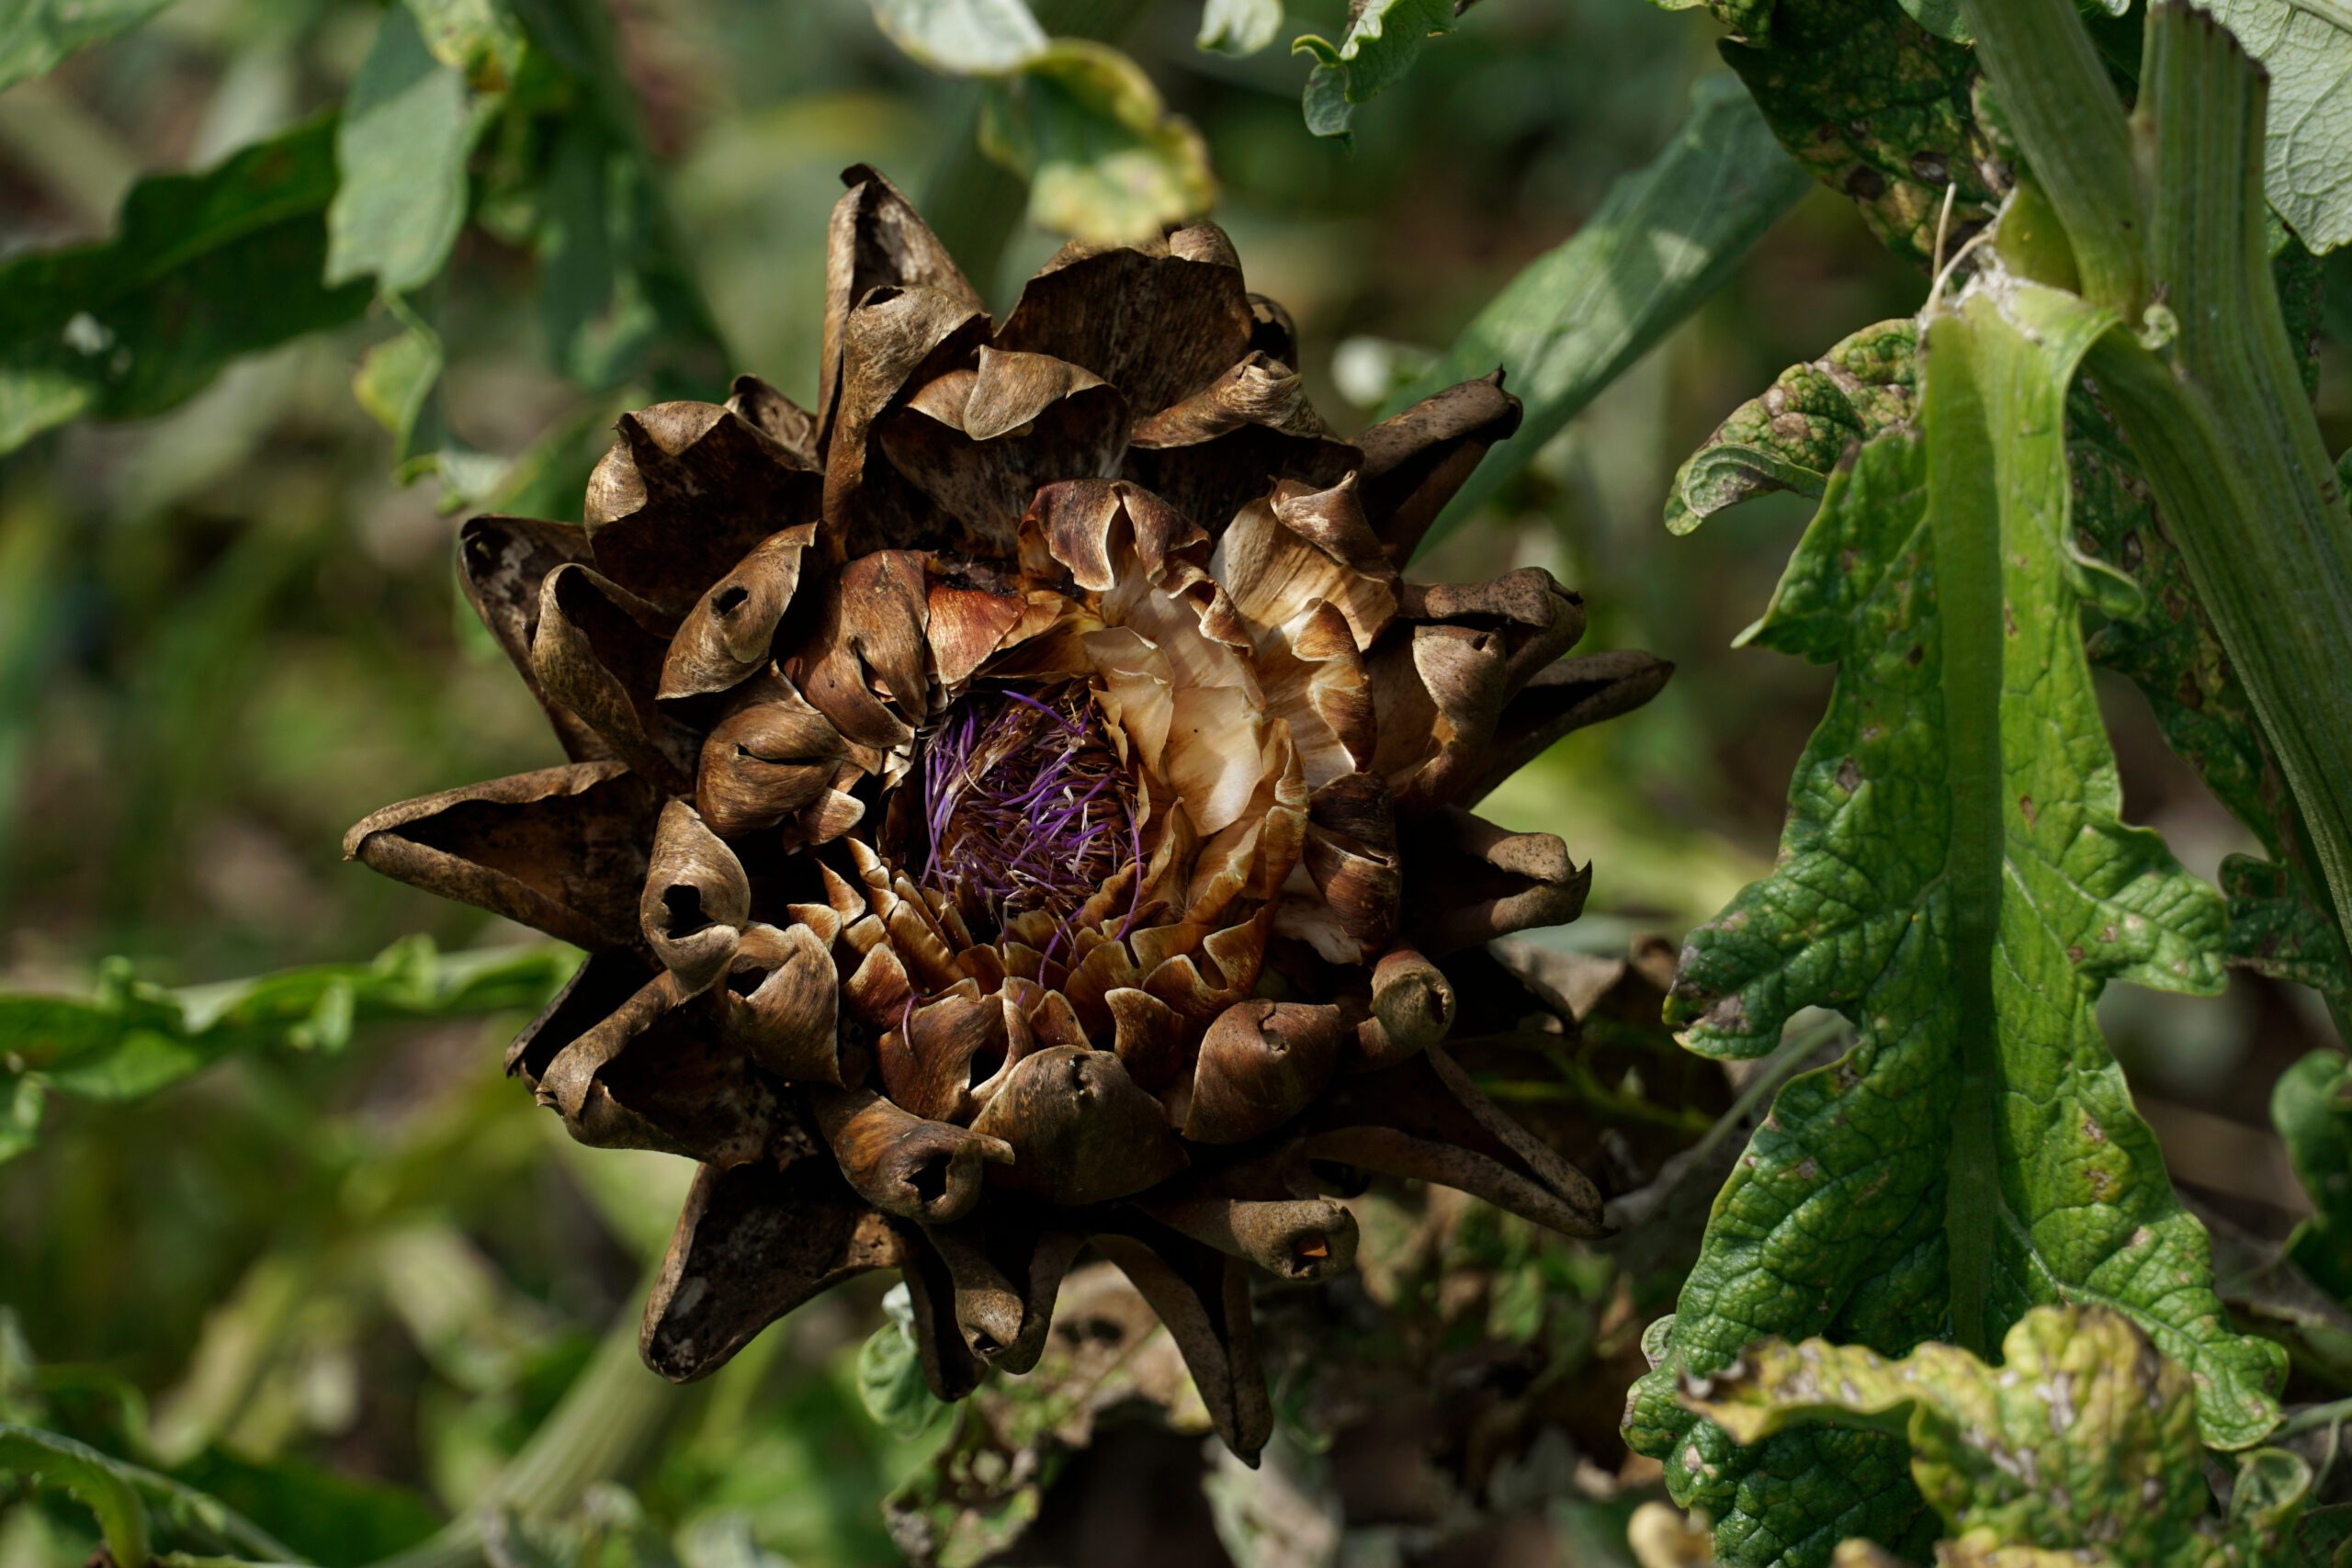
xmin=1388 ymin=78 xmax=1811 ymax=551
xmin=1624 ymin=274 xmax=2284 ymax=1567
xmin=327 ymin=2 xmax=487 ymax=295
xmin=2275 ymin=1049 xmax=2352 ymax=1303
xmin=0 ymin=936 xmax=576 ymax=1164
xmin=0 ymin=117 xmax=371 ymax=456
xmin=1669 ymin=0 xmax=2000 ymax=266
xmin=0 ymin=0 xmax=174 ymax=94
xmin=1679 ymin=1305 xmax=2311 ymax=1566
xmin=2189 ymin=0 xmax=2352 ymax=254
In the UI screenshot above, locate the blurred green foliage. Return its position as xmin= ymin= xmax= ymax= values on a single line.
xmin=1 ymin=0 xmax=2343 ymax=1564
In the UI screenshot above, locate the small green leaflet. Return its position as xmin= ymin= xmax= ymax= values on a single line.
xmin=2274 ymin=1049 xmax=2352 ymax=1303
xmin=0 ymin=936 xmax=576 ymax=1164
xmin=855 ymin=1286 xmax=955 ymax=1442
xmin=1678 ymin=1305 xmax=2312 ymax=1567
xmin=1293 ymin=0 xmax=1458 ymax=141
xmin=327 ymin=2 xmax=492 ymax=297
xmin=2189 ymin=0 xmax=2352 ymax=253
xmin=1388 ymin=78 xmax=1811 ymax=552
xmin=1625 ymin=272 xmax=2283 ymax=1568
xmin=0 ymin=116 xmax=371 ymax=456
xmin=0 ymin=0 xmax=174 ymax=95
xmin=1664 ymin=318 xmax=1917 ymax=536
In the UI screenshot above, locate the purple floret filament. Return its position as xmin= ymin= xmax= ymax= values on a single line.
xmin=912 ymin=682 xmax=1142 ymax=958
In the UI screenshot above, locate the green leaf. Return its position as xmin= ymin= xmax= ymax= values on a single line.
xmin=2275 ymin=1049 xmax=2352 ymax=1303
xmin=1386 ymin=77 xmax=1810 ymax=552
xmin=2075 ymin=423 xmax=2352 ymax=1001
xmin=327 ymin=3 xmax=485 ymax=295
xmin=854 ymin=1286 xmax=953 ymax=1442
xmin=1197 ymin=0 xmax=1284 ymax=55
xmin=2188 ymin=0 xmax=2352 ymax=253
xmin=1711 ymin=0 xmax=2002 ymax=265
xmin=1626 ymin=276 xmax=2284 ymax=1566
xmin=1664 ymin=319 xmax=1918 ymax=536
xmin=0 ymin=117 xmax=371 ymax=456
xmin=978 ymin=40 xmax=1216 ymax=245
xmin=1290 ymin=0 xmax=1458 ymax=141
xmin=2065 ymin=234 xmax=2349 ymax=1005
xmin=0 ymin=1422 xmax=307 ymax=1566
xmin=354 ymin=300 xmax=447 ymax=472
xmin=1894 ymin=0 xmax=1973 ymax=42
xmin=532 ymin=120 xmax=725 ymax=393
xmin=0 ymin=937 xmax=576 ymax=1165
xmin=0 ymin=1424 xmax=151 ymax=1567
xmin=0 ymin=0 xmax=174 ymax=94
xmin=1678 ymin=1305 xmax=2307 ymax=1566
xmin=869 ymin=0 xmax=1047 ymax=72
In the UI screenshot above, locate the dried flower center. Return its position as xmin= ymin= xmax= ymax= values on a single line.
xmin=916 ymin=683 xmax=1140 ymax=950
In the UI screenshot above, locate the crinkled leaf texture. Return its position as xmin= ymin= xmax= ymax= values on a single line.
xmin=1679 ymin=1305 xmax=2311 ymax=1567
xmin=1664 ymin=318 xmax=1917 ymax=536
xmin=1625 ymin=274 xmax=2283 ymax=1568
xmin=1702 ymin=0 xmax=2002 ymax=266
xmin=2188 ymin=0 xmax=2352 ymax=254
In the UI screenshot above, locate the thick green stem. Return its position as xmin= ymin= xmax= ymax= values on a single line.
xmin=1965 ymin=0 xmax=2352 ymax=1007
xmin=1956 ymin=0 xmax=2147 ymax=311
xmin=2091 ymin=10 xmax=2352 ymax=978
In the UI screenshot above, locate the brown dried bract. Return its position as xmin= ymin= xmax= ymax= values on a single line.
xmin=346 ymin=166 xmax=1668 ymax=1462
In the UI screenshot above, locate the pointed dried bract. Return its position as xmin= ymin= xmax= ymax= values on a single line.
xmin=346 ymin=167 xmax=1667 ymax=1450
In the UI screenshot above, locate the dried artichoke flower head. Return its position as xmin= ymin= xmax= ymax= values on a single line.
xmin=345 ymin=165 xmax=1671 ymax=1461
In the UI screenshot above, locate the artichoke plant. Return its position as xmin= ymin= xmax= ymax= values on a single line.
xmin=346 ymin=167 xmax=1668 ymax=1461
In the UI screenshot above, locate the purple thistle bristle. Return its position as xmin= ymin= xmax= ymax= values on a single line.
xmin=912 ymin=682 xmax=1141 ymax=952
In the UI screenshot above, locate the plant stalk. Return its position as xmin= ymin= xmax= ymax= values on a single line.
xmin=1956 ymin=0 xmax=2147 ymax=312
xmin=1964 ymin=0 xmax=2352 ymax=1005
xmin=1922 ymin=312 xmax=2007 ymax=1360
xmin=366 ymin=1282 xmax=686 ymax=1568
